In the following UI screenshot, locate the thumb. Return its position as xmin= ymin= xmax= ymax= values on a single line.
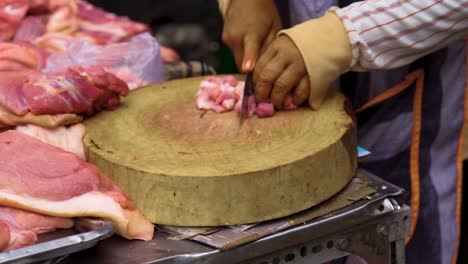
xmin=242 ymin=34 xmax=261 ymax=72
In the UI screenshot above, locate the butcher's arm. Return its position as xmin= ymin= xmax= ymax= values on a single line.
xmin=282 ymin=0 xmax=468 ymax=71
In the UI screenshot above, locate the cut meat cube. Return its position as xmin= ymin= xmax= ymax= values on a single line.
xmin=0 ymin=130 xmax=155 ymax=241
xmin=256 ymin=102 xmax=275 ymax=118
xmin=0 ymin=205 xmax=74 ymax=252
xmin=13 ymin=16 xmax=46 ymax=42
xmin=16 ymin=123 xmax=86 ymax=160
xmin=0 ymin=0 xmax=29 ymax=41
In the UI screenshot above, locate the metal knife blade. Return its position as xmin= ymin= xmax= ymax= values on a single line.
xmin=239 ymin=72 xmax=253 ymax=126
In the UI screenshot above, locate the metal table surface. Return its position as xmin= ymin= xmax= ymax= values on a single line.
xmin=63 ymin=170 xmax=409 ymax=264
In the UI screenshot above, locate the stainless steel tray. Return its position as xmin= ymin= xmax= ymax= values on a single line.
xmin=0 ymin=221 xmax=114 ymax=264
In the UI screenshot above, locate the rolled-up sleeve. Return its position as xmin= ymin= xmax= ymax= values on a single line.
xmin=330 ymin=0 xmax=468 ymax=71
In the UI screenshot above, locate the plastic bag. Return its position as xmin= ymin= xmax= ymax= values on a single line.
xmin=44 ymin=32 xmax=166 ymax=90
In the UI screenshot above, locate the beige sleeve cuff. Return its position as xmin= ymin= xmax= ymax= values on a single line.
xmin=217 ymin=0 xmax=231 ymax=17
xmin=278 ymin=12 xmax=353 ymax=109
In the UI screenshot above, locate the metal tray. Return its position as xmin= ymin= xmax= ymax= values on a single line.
xmin=0 ymin=221 xmax=114 ymax=264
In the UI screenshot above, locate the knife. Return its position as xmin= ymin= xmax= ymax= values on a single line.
xmin=239 ymin=71 xmax=254 ymax=126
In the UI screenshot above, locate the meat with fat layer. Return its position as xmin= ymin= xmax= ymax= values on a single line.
xmin=0 ymin=130 xmax=155 ymax=241
xmin=0 ymin=205 xmax=74 ymax=252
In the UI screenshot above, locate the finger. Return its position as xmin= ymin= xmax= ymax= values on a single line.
xmin=270 ymin=64 xmax=303 ymax=108
xmin=253 ymin=43 xmax=276 ymax=83
xmin=242 ymin=34 xmax=261 ymax=72
xmin=260 ymin=31 xmax=276 ymax=55
xmin=293 ymin=76 xmax=310 ymax=106
xmin=254 ymin=54 xmax=288 ymax=102
xmin=222 ymin=31 xmax=244 ymax=70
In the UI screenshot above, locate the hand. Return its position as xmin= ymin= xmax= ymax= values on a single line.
xmin=221 ymin=0 xmax=282 ymax=72
xmin=253 ymin=35 xmax=310 ymax=108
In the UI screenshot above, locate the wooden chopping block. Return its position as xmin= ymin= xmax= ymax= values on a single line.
xmin=83 ymin=76 xmax=357 ymax=226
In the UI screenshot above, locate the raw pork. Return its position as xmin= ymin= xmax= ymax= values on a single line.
xmin=13 ymin=16 xmax=46 ymax=42
xmin=196 ymin=76 xmax=296 ymax=118
xmin=0 ymin=0 xmax=29 ymax=41
xmin=0 ymin=206 xmax=74 ymax=252
xmin=76 ymin=0 xmax=149 ymax=42
xmin=0 ymin=41 xmax=48 ymax=71
xmin=0 ymin=71 xmax=30 ymax=115
xmin=44 ymin=33 xmax=166 ymax=90
xmin=22 ymin=66 xmax=129 ymax=115
xmin=0 ymin=130 xmax=155 ymax=241
xmin=16 ymin=123 xmax=86 ymax=160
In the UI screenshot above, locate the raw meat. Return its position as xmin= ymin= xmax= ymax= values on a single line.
xmin=196 ymin=76 xmax=297 ymax=118
xmin=13 ymin=16 xmax=46 ymax=42
xmin=0 ymin=71 xmax=30 ymax=115
xmin=256 ymin=102 xmax=275 ymax=118
xmin=0 ymin=206 xmax=74 ymax=252
xmin=44 ymin=32 xmax=166 ymax=90
xmin=0 ymin=130 xmax=155 ymax=241
xmin=16 ymin=123 xmax=86 ymax=160
xmin=0 ymin=0 xmax=29 ymax=41
xmin=22 ymin=66 xmax=128 ymax=115
xmin=76 ymin=0 xmax=149 ymax=42
xmin=0 ymin=41 xmax=48 ymax=71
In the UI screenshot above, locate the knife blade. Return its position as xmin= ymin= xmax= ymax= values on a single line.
xmin=239 ymin=72 xmax=253 ymax=126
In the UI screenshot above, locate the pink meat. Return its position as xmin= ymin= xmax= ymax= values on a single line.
xmin=0 ymin=206 xmax=74 ymax=253
xmin=0 ymin=41 xmax=48 ymax=71
xmin=22 ymin=69 xmax=104 ymax=115
xmin=76 ymin=0 xmax=149 ymax=42
xmin=256 ymin=102 xmax=275 ymax=118
xmin=13 ymin=16 xmax=46 ymax=42
xmin=22 ymin=66 xmax=127 ymax=115
xmin=0 ymin=71 xmax=30 ymax=115
xmin=0 ymin=0 xmax=29 ymax=41
xmin=0 ymin=130 xmax=154 ymax=241
xmin=282 ymin=94 xmax=297 ymax=110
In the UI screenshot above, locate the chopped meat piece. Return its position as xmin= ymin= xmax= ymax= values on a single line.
xmin=197 ymin=76 xmax=300 ymax=118
xmin=282 ymin=94 xmax=297 ymax=110
xmin=13 ymin=16 xmax=46 ymax=42
xmin=16 ymin=123 xmax=86 ymax=160
xmin=0 ymin=205 xmax=74 ymax=252
xmin=256 ymin=102 xmax=275 ymax=118
xmin=0 ymin=130 xmax=155 ymax=241
xmin=0 ymin=0 xmax=29 ymax=41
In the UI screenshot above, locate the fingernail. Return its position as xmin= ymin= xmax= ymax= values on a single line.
xmin=244 ymin=60 xmax=252 ymax=71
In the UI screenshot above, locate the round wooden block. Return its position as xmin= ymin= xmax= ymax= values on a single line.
xmin=83 ymin=76 xmax=357 ymax=226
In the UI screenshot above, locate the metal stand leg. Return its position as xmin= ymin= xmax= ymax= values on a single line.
xmin=337 ymin=202 xmax=409 ymax=264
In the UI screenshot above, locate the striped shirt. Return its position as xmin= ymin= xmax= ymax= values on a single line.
xmin=330 ymin=0 xmax=468 ymax=71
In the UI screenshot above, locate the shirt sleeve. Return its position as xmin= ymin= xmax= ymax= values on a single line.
xmin=330 ymin=0 xmax=468 ymax=71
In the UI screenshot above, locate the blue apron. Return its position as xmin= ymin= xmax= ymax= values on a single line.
xmin=288 ymin=1 xmax=466 ymax=263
